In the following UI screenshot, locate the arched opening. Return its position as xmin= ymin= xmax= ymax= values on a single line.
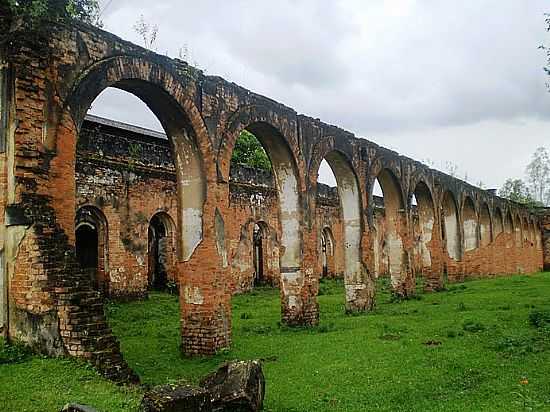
xmin=530 ymin=220 xmax=537 ymax=247
xmin=72 ymin=76 xmax=206 ymax=266
xmin=372 ymin=169 xmax=407 ymax=292
xmin=75 ymin=206 xmax=108 ymax=293
xmin=442 ymin=191 xmax=461 ymax=261
xmin=411 ymin=181 xmax=435 ymax=276
xmin=320 ymin=226 xmax=335 ymax=278
xmin=463 ymin=197 xmax=478 ymax=252
xmin=494 ymin=207 xmax=504 ymax=238
xmin=61 ymin=57 xmax=213 ymax=362
xmin=253 ymin=222 xmax=270 ymax=286
xmin=81 ymin=84 xmax=201 ymax=297
xmin=536 ymin=223 xmax=543 ymax=250
xmin=372 ymin=178 xmax=386 ymax=278
xmin=504 ymin=210 xmax=514 ymax=235
xmin=522 ymin=217 xmax=531 ymax=247
xmin=76 ymin=225 xmax=98 ymax=275
xmin=228 ymin=121 xmax=303 ymax=322
xmin=147 ymin=212 xmax=176 ymax=290
xmin=228 ymin=128 xmax=277 ymax=291
xmin=479 ymin=203 xmax=492 ymax=247
xmin=317 ymin=151 xmax=365 ymax=311
xmin=514 ymin=214 xmax=523 ymax=247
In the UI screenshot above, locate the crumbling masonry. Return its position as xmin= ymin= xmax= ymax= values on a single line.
xmin=0 ymin=20 xmax=548 ymax=382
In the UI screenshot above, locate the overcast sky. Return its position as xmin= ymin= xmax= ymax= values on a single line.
xmin=90 ymin=0 xmax=550 ymax=190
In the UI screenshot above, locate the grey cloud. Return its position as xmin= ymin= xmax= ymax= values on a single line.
xmin=92 ymin=0 xmax=550 ymax=187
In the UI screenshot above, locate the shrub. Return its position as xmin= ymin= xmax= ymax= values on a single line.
xmin=528 ymin=310 xmax=550 ymax=329
xmin=0 ymin=340 xmax=32 ymax=365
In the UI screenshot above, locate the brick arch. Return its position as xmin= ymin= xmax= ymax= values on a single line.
xmin=54 ymin=55 xmax=212 ymax=262
xmin=219 ymin=110 xmax=313 ymax=325
xmin=309 ymin=143 xmax=372 ymax=312
xmin=368 ymin=163 xmax=411 ymax=296
xmin=218 ymin=105 xmax=302 ymax=184
xmin=479 ymin=202 xmax=493 ymax=247
xmin=409 ymin=179 xmax=437 ymax=278
xmin=494 ymin=206 xmax=505 ymax=238
xmin=147 ymin=211 xmax=178 ymax=288
xmin=513 ymin=212 xmax=523 ymax=247
xmin=441 ymin=190 xmax=461 ymax=261
xmin=75 ymin=205 xmax=109 ymax=293
xmin=462 ymin=196 xmax=478 ymax=252
xmin=522 ymin=216 xmax=531 ymax=245
xmin=529 ymin=218 xmax=537 ymax=246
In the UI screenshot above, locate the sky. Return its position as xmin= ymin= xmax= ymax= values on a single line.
xmin=90 ymin=0 xmax=550 ymax=190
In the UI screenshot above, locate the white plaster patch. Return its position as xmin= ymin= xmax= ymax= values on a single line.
xmin=184 ymin=286 xmax=204 ymax=305
xmin=464 ymin=219 xmax=477 ymax=251
xmin=181 ymin=208 xmax=203 ymax=261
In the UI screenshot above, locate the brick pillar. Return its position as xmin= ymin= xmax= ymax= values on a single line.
xmin=282 ymin=228 xmax=319 ymax=326
xmin=179 ymin=204 xmax=232 ymax=355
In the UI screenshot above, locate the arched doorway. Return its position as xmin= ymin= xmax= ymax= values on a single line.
xmin=146 ymin=212 xmax=176 ymax=291
xmin=317 ymin=151 xmax=367 ymax=311
xmin=442 ymin=191 xmax=461 ymax=261
xmin=480 ymin=203 xmax=492 ymax=247
xmin=372 ymin=168 xmax=409 ymax=295
xmin=463 ymin=197 xmax=478 ymax=252
xmin=252 ymin=222 xmax=269 ymax=286
xmin=494 ymin=207 xmax=504 ymax=239
xmin=227 ymin=121 xmax=304 ymax=324
xmin=58 ymin=55 xmax=215 ymax=358
xmin=411 ymin=181 xmax=436 ymax=277
xmin=320 ymin=226 xmax=335 ymax=278
xmin=75 ymin=224 xmax=98 ymax=278
xmin=75 ymin=206 xmax=108 ymax=293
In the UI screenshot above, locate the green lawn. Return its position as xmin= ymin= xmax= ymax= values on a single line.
xmin=3 ymin=273 xmax=550 ymax=411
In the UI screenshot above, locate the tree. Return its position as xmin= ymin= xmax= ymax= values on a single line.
xmin=543 ymin=13 xmax=550 ymax=90
xmin=499 ymin=178 xmax=543 ymax=208
xmin=6 ymin=0 xmax=102 ymax=27
xmin=231 ymin=130 xmax=271 ymax=172
xmin=133 ymin=15 xmax=158 ymax=50
xmin=525 ymin=146 xmax=550 ymax=205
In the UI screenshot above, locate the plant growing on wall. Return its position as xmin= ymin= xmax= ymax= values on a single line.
xmin=6 ymin=0 xmax=102 ymax=27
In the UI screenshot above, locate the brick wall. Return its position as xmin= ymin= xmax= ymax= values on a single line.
xmin=76 ymin=116 xmax=345 ymax=298
xmin=3 ymin=20 xmax=547 ymax=371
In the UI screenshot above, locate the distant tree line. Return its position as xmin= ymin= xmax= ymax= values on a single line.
xmin=499 ymin=147 xmax=550 ymax=208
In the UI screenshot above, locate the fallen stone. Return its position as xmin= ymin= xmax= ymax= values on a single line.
xmin=140 ymin=384 xmax=212 ymax=412
xmin=60 ymin=404 xmax=98 ymax=412
xmin=201 ymin=360 xmax=265 ymax=412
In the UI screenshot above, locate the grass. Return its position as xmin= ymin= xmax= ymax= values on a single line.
xmin=3 ymin=273 xmax=550 ymax=411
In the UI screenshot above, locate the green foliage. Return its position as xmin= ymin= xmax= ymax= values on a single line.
xmin=6 ymin=0 xmax=102 ymax=28
xmin=543 ymin=13 xmax=550 ymax=84
xmin=528 ymin=309 xmax=550 ymax=329
xmin=231 ymin=130 xmax=271 ymax=172
xmin=0 ymin=339 xmax=32 ymax=364
xmin=525 ymin=147 xmax=550 ymax=206
xmin=499 ymin=178 xmax=543 ymax=208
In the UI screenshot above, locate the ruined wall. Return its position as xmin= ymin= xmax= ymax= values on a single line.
xmin=315 ymin=184 xmax=344 ymax=278
xmin=2 ymin=19 xmax=546 ymax=369
xmin=77 ymin=117 xmax=345 ymax=297
xmin=76 ymin=116 xmax=179 ymax=299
